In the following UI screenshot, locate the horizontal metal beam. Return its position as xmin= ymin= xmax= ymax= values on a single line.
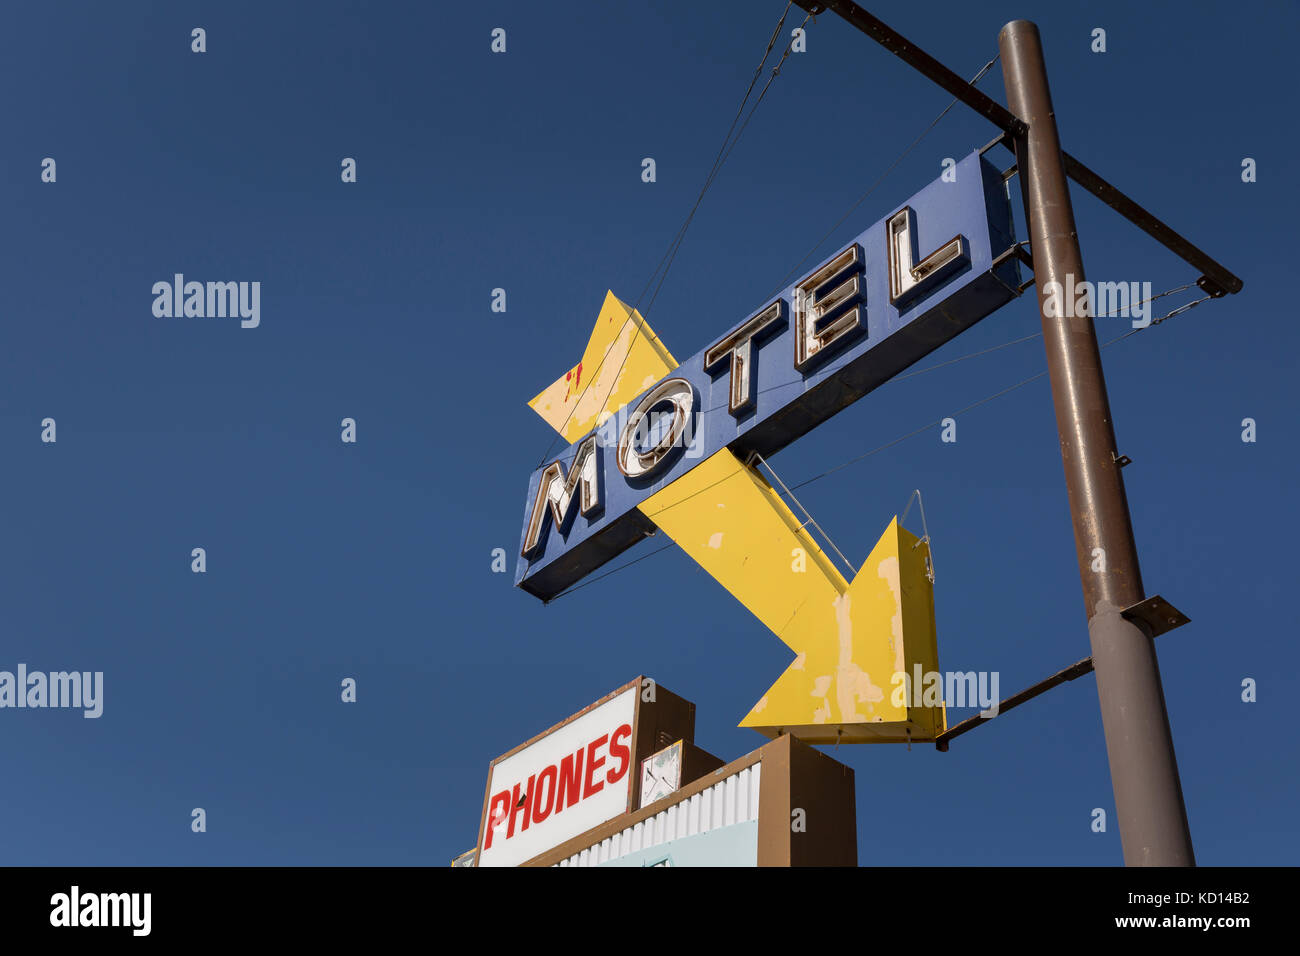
xmin=934 ymin=595 xmax=1187 ymax=751
xmin=1061 ymin=151 xmax=1243 ymax=297
xmin=794 ymin=1 xmax=1026 ymax=137
xmin=934 ymin=656 xmax=1093 ymax=751
xmin=799 ymin=0 xmax=1243 ymax=298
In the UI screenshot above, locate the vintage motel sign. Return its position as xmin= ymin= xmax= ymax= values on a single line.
xmin=517 ymin=151 xmax=1018 ymax=741
xmin=518 ymin=151 xmax=1017 ymax=598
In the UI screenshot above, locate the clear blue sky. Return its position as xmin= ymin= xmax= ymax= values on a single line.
xmin=1 ymin=0 xmax=1293 ymax=866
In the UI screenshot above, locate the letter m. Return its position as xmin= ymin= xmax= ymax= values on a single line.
xmin=945 ymin=671 xmax=977 ymax=709
xmin=100 ymin=894 xmax=129 ymax=927
xmin=51 ymin=672 xmax=81 ymax=708
xmin=1094 ymin=281 xmax=1126 ymax=319
xmin=521 ymin=435 xmax=599 ymax=557
xmin=206 ymin=281 xmax=239 ymax=318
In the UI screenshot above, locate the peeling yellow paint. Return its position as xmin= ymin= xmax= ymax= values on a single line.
xmin=527 ymin=291 xmax=677 ymax=443
xmin=878 ymin=555 xmax=906 ymax=678
xmin=641 ymin=451 xmax=944 ymax=743
xmin=736 ymin=518 xmax=945 ymax=744
xmin=832 ymin=593 xmax=864 ymax=723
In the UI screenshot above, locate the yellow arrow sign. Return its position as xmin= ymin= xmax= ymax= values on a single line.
xmin=528 ymin=295 xmax=944 ymax=743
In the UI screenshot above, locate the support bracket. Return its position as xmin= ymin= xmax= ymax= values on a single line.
xmin=935 ymin=594 xmax=1188 ymax=751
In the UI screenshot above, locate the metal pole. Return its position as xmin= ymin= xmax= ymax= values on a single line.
xmin=999 ymin=20 xmax=1195 ymax=866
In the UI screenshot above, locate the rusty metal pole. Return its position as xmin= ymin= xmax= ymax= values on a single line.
xmin=999 ymin=20 xmax=1195 ymax=866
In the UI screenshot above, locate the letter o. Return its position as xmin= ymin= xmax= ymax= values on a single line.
xmin=531 ymin=765 xmax=558 ymax=823
xmin=617 ymin=377 xmax=694 ymax=478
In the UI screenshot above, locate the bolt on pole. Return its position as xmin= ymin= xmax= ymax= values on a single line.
xmin=998 ymin=19 xmax=1195 ymax=866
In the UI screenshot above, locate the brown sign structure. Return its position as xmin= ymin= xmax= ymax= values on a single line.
xmin=470 ymin=678 xmax=857 ymax=867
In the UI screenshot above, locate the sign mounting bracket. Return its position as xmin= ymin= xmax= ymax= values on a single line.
xmin=794 ymin=0 xmax=1243 ymax=298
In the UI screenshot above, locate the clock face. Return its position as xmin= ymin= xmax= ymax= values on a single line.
xmin=639 ymin=740 xmax=683 ymax=809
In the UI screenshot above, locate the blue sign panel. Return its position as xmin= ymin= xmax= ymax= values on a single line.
xmin=517 ymin=150 xmax=1019 ymax=600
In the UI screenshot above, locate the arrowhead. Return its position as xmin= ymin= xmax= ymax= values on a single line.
xmin=640 ymin=452 xmax=944 ymax=744
xmin=527 ymin=291 xmax=677 ymax=442
xmin=739 ymin=518 xmax=945 ymax=744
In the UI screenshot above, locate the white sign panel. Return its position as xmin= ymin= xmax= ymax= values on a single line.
xmin=478 ymin=687 xmax=637 ymax=867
